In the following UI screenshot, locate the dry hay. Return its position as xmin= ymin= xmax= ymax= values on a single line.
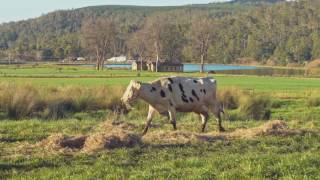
xmin=143 ymin=120 xmax=304 ymax=144
xmin=83 ymin=130 xmax=140 ymax=153
xmin=36 ymin=134 xmax=87 ymax=154
xmin=307 ymin=59 xmax=320 ymax=69
xmin=33 ymin=120 xmax=306 ymax=155
xmin=36 ymin=121 xmax=141 ymax=154
xmin=226 ymin=120 xmax=303 ymax=139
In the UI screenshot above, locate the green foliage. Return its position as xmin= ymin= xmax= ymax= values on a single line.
xmin=0 ymin=67 xmax=320 ymax=178
xmin=239 ymin=94 xmax=272 ymax=120
xmin=306 ymin=97 xmax=320 ymax=107
xmin=1 ymin=0 xmax=319 ymax=65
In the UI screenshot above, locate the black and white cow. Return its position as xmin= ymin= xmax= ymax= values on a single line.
xmin=121 ymin=76 xmax=225 ymax=135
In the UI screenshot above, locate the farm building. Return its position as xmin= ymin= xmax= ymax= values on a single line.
xmin=132 ymin=60 xmax=147 ymax=71
xmin=147 ymin=61 xmax=183 ymax=72
xmin=107 ymin=56 xmax=127 ymax=63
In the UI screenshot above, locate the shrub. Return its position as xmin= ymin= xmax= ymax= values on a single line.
xmin=218 ymin=87 xmax=242 ymax=109
xmin=239 ymin=95 xmax=272 ymax=120
xmin=0 ymin=83 xmax=128 ymax=120
xmin=306 ymin=97 xmax=320 ymax=107
xmin=0 ymin=85 xmax=45 ymax=119
xmin=43 ymin=98 xmax=76 ymax=119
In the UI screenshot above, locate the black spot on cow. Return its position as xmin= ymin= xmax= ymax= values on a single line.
xmin=168 ymin=78 xmax=174 ymax=84
xmin=150 ymin=87 xmax=156 ymax=92
xmin=179 ymin=83 xmax=184 ymax=93
xmin=160 ymin=90 xmax=166 ymax=98
xmin=168 ymin=84 xmax=173 ymax=92
xmin=181 ymin=96 xmax=189 ymax=103
xmin=192 ymin=89 xmax=200 ymax=101
xmin=193 ymin=80 xmax=198 ymax=83
xmin=203 ymin=89 xmax=206 ymax=94
xmin=189 ymin=97 xmax=194 ymax=102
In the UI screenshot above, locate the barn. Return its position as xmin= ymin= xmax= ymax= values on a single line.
xmin=146 ymin=61 xmax=183 ymax=72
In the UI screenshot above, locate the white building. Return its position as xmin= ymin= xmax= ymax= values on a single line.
xmin=107 ymin=56 xmax=127 ymax=63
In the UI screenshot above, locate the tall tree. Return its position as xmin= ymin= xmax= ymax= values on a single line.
xmin=143 ymin=14 xmax=185 ymax=71
xmin=189 ymin=16 xmax=218 ymax=73
xmin=82 ymin=18 xmax=118 ymax=70
xmin=127 ymin=30 xmax=148 ymax=71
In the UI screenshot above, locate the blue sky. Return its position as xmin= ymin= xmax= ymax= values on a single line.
xmin=0 ymin=0 xmax=228 ymax=24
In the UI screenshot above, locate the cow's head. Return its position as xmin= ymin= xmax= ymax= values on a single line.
xmin=121 ymin=80 xmax=141 ymax=110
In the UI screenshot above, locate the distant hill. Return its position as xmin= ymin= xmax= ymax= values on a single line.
xmin=1 ymin=0 xmax=316 ymax=67
xmin=0 ymin=0 xmax=273 ymax=57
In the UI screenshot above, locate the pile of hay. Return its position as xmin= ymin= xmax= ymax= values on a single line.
xmin=143 ymin=120 xmax=303 ymax=144
xmin=37 ymin=121 xmax=141 ymax=154
xmin=227 ymin=120 xmax=302 ymax=139
xmin=83 ymin=130 xmax=140 ymax=153
xmin=35 ymin=120 xmax=304 ymax=154
xmin=36 ymin=134 xmax=87 ymax=154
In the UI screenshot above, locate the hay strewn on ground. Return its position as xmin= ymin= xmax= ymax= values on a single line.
xmin=30 ymin=120 xmax=307 ymax=155
xmin=143 ymin=120 xmax=304 ymax=144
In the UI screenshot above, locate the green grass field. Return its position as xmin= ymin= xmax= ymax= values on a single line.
xmin=1 ymin=65 xmax=320 ymax=179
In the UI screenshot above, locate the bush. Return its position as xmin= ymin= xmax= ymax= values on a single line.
xmin=306 ymin=97 xmax=320 ymax=107
xmin=218 ymin=87 xmax=242 ymax=109
xmin=43 ymin=98 xmax=76 ymax=119
xmin=239 ymin=95 xmax=272 ymax=120
xmin=0 ymin=83 xmax=127 ymax=120
xmin=0 ymin=85 xmax=45 ymax=119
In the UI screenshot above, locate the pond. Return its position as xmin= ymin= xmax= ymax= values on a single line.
xmin=70 ymin=63 xmax=320 ymax=77
xmin=97 ymin=63 xmax=258 ymax=72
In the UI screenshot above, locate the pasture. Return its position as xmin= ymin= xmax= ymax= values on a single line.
xmin=1 ymin=65 xmax=320 ymax=179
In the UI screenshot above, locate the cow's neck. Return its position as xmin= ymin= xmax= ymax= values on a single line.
xmin=138 ymin=83 xmax=158 ymax=106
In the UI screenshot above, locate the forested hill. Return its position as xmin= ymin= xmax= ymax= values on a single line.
xmin=1 ymin=0 xmax=319 ymax=66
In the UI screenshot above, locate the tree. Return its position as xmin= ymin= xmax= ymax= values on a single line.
xmin=143 ymin=14 xmax=185 ymax=71
xmin=189 ymin=16 xmax=218 ymax=73
xmin=82 ymin=18 xmax=118 ymax=70
xmin=127 ymin=30 xmax=148 ymax=71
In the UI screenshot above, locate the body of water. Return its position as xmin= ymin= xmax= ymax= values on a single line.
xmin=183 ymin=64 xmax=257 ymax=72
xmin=65 ymin=63 xmax=319 ymax=77
xmin=90 ymin=63 xmax=258 ymax=72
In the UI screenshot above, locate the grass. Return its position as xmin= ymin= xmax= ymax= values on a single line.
xmin=1 ymin=65 xmax=320 ymax=179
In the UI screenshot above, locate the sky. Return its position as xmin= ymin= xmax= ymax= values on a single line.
xmin=0 ymin=0 xmax=228 ymax=24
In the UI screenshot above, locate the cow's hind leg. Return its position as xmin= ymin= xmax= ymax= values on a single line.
xmin=209 ymin=104 xmax=225 ymax=132
xmin=142 ymin=106 xmax=156 ymax=136
xmin=168 ymin=108 xmax=177 ymax=130
xmin=213 ymin=108 xmax=225 ymax=132
xmin=200 ymin=112 xmax=209 ymax=132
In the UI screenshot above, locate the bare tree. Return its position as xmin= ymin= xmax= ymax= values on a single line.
xmin=82 ymin=18 xmax=118 ymax=70
xmin=190 ymin=16 xmax=218 ymax=73
xmin=143 ymin=14 xmax=185 ymax=71
xmin=127 ymin=30 xmax=148 ymax=71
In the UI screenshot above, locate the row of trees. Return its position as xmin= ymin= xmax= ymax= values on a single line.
xmin=1 ymin=0 xmax=320 ymax=69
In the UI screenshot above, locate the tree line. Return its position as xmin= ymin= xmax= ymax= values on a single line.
xmin=0 ymin=0 xmax=319 ymax=68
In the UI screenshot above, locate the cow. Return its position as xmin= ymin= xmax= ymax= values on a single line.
xmin=121 ymin=76 xmax=225 ymax=135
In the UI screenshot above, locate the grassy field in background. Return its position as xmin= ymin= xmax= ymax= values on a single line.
xmin=1 ymin=65 xmax=320 ymax=179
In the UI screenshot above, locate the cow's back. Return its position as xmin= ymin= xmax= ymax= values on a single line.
xmin=150 ymin=76 xmax=217 ymax=112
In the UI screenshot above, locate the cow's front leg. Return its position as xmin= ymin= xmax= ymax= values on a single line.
xmin=142 ymin=106 xmax=156 ymax=136
xmin=200 ymin=112 xmax=209 ymax=132
xmin=168 ymin=108 xmax=177 ymax=130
